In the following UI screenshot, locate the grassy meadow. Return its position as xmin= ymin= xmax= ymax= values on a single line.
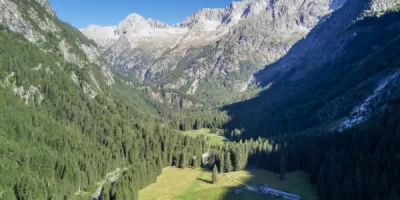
xmin=139 ymin=167 xmax=318 ymax=200
xmin=179 ymin=128 xmax=227 ymax=146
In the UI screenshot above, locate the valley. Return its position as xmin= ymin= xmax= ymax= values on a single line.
xmin=138 ymin=168 xmax=318 ymax=200
xmin=0 ymin=0 xmax=399 ymax=200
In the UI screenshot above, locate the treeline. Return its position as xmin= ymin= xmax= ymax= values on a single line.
xmin=96 ymin=129 xmax=207 ymax=200
xmin=95 ymin=129 xmax=208 ymax=200
xmin=207 ymin=136 xmax=285 ymax=177
xmin=207 ymin=105 xmax=400 ymax=200
xmin=168 ymin=110 xmax=229 ymax=131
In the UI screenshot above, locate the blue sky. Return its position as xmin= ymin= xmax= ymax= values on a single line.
xmin=49 ymin=0 xmax=233 ymax=29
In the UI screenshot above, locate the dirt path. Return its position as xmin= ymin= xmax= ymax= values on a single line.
xmin=162 ymin=166 xmax=172 ymax=171
xmin=224 ymin=173 xmax=257 ymax=192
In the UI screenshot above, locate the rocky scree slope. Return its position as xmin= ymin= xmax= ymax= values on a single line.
xmin=82 ymin=0 xmax=347 ymax=101
xmin=224 ymin=0 xmax=400 ymax=137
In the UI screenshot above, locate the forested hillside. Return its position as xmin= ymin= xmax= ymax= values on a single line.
xmin=206 ymin=104 xmax=400 ymax=200
xmin=0 ymin=1 xmax=214 ymax=199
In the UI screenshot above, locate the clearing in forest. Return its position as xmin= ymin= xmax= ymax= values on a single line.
xmin=138 ymin=167 xmax=318 ymax=200
xmin=179 ymin=128 xmax=227 ymax=146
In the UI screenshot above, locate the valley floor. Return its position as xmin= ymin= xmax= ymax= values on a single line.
xmin=138 ymin=167 xmax=318 ymax=200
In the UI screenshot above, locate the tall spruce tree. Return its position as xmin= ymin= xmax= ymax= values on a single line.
xmin=212 ymin=165 xmax=219 ymax=184
xmin=280 ymin=151 xmax=286 ymax=180
xmin=219 ymin=153 xmax=224 ymax=174
xmin=179 ymin=153 xmax=186 ymax=168
xmin=225 ymin=152 xmax=233 ymax=172
xmin=193 ymin=158 xmax=199 ymax=168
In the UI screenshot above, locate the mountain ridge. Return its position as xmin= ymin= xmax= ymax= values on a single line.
xmin=82 ymin=0 xmax=347 ymax=105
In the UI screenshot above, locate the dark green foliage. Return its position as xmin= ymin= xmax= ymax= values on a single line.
xmin=193 ymin=157 xmax=199 ymax=168
xmin=279 ymin=151 xmax=286 ymax=180
xmin=219 ymin=153 xmax=224 ymax=174
xmin=179 ymin=153 xmax=187 ymax=168
xmin=210 ymin=127 xmax=218 ymax=134
xmin=225 ymin=152 xmax=233 ymax=172
xmin=208 ymin=105 xmax=400 ymax=200
xmin=100 ymin=182 xmax=112 ymax=200
xmin=168 ymin=110 xmax=229 ymax=132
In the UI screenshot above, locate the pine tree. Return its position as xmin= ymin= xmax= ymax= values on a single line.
xmin=193 ymin=158 xmax=199 ymax=168
xmin=219 ymin=153 xmax=224 ymax=174
xmin=280 ymin=152 xmax=286 ymax=180
xmin=212 ymin=165 xmax=219 ymax=184
xmin=100 ymin=182 xmax=111 ymax=200
xmin=179 ymin=153 xmax=186 ymax=168
xmin=225 ymin=152 xmax=233 ymax=172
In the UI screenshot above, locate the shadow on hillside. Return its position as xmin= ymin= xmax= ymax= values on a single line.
xmin=221 ymin=0 xmax=374 ymax=138
xmin=217 ymin=168 xmax=319 ymax=200
xmin=195 ymin=163 xmax=317 ymax=199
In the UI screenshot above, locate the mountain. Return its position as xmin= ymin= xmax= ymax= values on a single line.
xmin=81 ymin=0 xmax=347 ymax=104
xmin=224 ymin=0 xmax=400 ymax=137
xmin=0 ymin=0 xmax=211 ymax=199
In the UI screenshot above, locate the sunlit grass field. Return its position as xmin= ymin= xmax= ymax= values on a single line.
xmin=179 ymin=128 xmax=227 ymax=146
xmin=139 ymin=167 xmax=318 ymax=200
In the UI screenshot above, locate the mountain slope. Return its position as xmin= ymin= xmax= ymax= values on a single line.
xmin=0 ymin=1 xmax=213 ymax=200
xmin=82 ymin=0 xmax=347 ymax=104
xmin=224 ymin=0 xmax=400 ymax=137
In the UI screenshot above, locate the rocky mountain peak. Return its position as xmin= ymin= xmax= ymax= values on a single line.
xmin=115 ymin=13 xmax=171 ymax=36
xmin=175 ymin=8 xmax=225 ymax=29
xmin=175 ymin=0 xmax=270 ymax=29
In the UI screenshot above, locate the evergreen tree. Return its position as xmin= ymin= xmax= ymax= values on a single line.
xmin=225 ymin=152 xmax=233 ymax=172
xmin=179 ymin=153 xmax=186 ymax=168
xmin=212 ymin=165 xmax=219 ymax=184
xmin=100 ymin=182 xmax=111 ymax=200
xmin=219 ymin=153 xmax=224 ymax=174
xmin=193 ymin=158 xmax=199 ymax=168
xmin=280 ymin=151 xmax=286 ymax=180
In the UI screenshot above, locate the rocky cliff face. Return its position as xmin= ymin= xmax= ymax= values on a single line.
xmin=82 ymin=0 xmax=347 ymax=99
xmin=254 ymin=0 xmax=400 ymax=129
xmin=0 ymin=0 xmax=115 ymax=102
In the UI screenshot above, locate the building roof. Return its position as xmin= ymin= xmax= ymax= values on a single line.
xmin=265 ymin=188 xmax=301 ymax=198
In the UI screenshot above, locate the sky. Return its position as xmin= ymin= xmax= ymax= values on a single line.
xmin=49 ymin=0 xmax=233 ymax=29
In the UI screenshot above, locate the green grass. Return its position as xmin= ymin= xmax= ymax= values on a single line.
xmin=139 ymin=168 xmax=318 ymax=200
xmin=179 ymin=128 xmax=227 ymax=146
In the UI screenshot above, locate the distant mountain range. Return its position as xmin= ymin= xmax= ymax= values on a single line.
xmin=81 ymin=0 xmax=347 ymax=102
